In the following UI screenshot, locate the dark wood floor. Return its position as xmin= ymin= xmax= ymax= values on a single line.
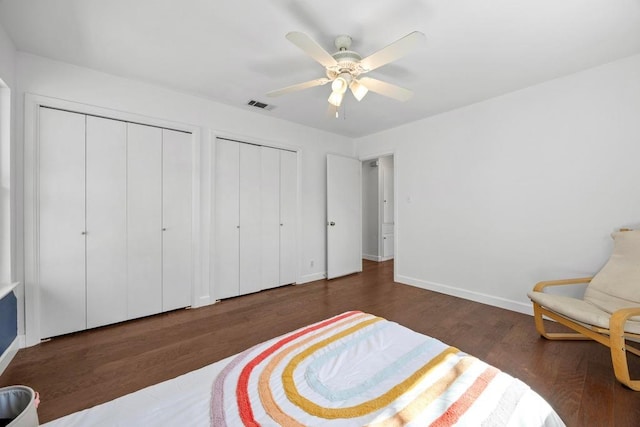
xmin=2 ymin=260 xmax=640 ymax=425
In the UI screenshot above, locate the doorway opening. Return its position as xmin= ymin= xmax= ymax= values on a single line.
xmin=361 ymin=155 xmax=394 ymax=267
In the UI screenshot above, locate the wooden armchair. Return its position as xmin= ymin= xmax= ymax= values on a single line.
xmin=528 ymin=229 xmax=640 ymax=390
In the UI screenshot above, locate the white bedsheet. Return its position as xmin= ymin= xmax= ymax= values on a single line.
xmin=43 ymin=312 xmax=564 ymax=426
xmin=43 ymin=355 xmax=233 ymax=427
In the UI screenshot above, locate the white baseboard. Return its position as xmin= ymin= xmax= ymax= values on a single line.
xmin=297 ymin=272 xmax=327 ymax=285
xmin=396 ymin=274 xmax=533 ymax=316
xmin=363 ymin=254 xmax=394 ymax=262
xmin=194 ymin=295 xmax=211 ymax=308
xmin=0 ymin=336 xmax=20 ymax=375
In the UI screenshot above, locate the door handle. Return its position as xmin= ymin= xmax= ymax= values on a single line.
xmin=328 ymin=221 xmax=335 ymax=226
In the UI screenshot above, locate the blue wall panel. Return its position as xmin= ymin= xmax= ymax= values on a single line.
xmin=0 ymin=291 xmax=17 ymax=354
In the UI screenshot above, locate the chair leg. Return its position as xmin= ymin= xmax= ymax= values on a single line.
xmin=533 ymin=303 xmax=591 ymax=340
xmin=533 ymin=302 xmax=640 ymax=390
xmin=609 ymin=309 xmax=640 ymax=390
xmin=610 ymin=329 xmax=640 ymax=390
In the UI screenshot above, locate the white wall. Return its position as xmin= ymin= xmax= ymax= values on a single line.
xmin=0 ymin=21 xmax=19 ymax=368
xmin=0 ymin=21 xmax=16 ymax=287
xmin=13 ymin=46 xmax=640 ymax=337
xmin=14 ymin=53 xmax=353 ymax=339
xmin=356 ymin=53 xmax=640 ymax=314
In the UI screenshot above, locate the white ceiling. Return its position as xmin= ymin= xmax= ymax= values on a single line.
xmin=1 ymin=0 xmax=639 ymax=138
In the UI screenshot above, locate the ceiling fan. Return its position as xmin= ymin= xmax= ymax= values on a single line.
xmin=266 ymin=31 xmax=426 ymax=111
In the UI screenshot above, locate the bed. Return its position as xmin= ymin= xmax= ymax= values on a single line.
xmin=44 ymin=311 xmax=564 ymax=426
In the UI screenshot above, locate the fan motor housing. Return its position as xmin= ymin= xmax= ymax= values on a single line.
xmin=327 ymin=50 xmax=363 ymax=79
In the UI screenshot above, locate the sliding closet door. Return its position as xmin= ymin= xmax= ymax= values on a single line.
xmin=127 ymin=124 xmax=163 ymax=319
xmin=214 ymin=140 xmax=298 ymax=298
xmin=214 ymin=139 xmax=240 ymax=299
xmin=39 ymin=108 xmax=86 ymax=338
xmin=239 ymin=143 xmax=262 ymax=295
xmin=86 ymin=116 xmax=128 ymax=329
xmin=260 ymin=147 xmax=280 ymax=290
xmin=279 ymin=150 xmax=297 ymax=285
xmin=162 ymin=129 xmax=192 ymax=311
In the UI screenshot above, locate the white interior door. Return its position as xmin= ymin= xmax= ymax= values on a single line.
xmin=214 ymin=139 xmax=240 ymax=299
xmin=162 ymin=129 xmax=192 ymax=311
xmin=39 ymin=107 xmax=86 ymax=338
xmin=327 ymin=154 xmax=362 ymax=279
xmin=260 ymin=146 xmax=280 ymax=290
xmin=86 ymin=116 xmax=128 ymax=329
xmin=239 ymin=143 xmax=262 ymax=295
xmin=127 ymin=123 xmax=163 ymax=319
xmin=279 ymin=150 xmax=297 ymax=285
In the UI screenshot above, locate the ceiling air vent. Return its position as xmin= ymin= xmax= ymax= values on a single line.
xmin=247 ymin=100 xmax=275 ymax=111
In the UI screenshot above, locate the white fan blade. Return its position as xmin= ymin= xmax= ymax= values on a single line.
xmin=266 ymin=78 xmax=331 ymax=97
xmin=358 ymin=77 xmax=413 ymax=101
xmin=286 ymin=32 xmax=338 ymax=68
xmin=359 ymin=31 xmax=426 ymax=72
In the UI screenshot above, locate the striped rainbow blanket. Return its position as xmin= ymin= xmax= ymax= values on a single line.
xmin=211 ymin=311 xmax=564 ymax=426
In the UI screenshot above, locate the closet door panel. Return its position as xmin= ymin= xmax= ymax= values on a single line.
xmin=214 ymin=139 xmax=240 ymax=299
xmin=162 ymin=129 xmax=192 ymax=311
xmin=260 ymin=147 xmax=280 ymax=290
xmin=127 ymin=124 xmax=163 ymax=319
xmin=279 ymin=150 xmax=297 ymax=285
xmin=86 ymin=116 xmax=128 ymax=329
xmin=239 ymin=144 xmax=262 ymax=295
xmin=39 ymin=108 xmax=86 ymax=338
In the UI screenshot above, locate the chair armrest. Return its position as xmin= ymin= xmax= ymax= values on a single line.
xmin=533 ymin=277 xmax=593 ymax=292
xmin=610 ymin=307 xmax=640 ymax=335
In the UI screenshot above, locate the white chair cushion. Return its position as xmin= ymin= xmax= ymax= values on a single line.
xmin=528 ymin=291 xmax=640 ymax=335
xmin=585 ymin=230 xmax=640 ymax=312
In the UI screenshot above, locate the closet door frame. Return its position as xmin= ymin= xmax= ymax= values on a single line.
xmin=23 ymin=94 xmax=201 ymax=347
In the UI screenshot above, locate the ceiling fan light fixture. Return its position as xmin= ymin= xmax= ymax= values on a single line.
xmin=350 ymin=80 xmax=368 ymax=101
xmin=331 ymin=72 xmax=352 ymax=94
xmin=328 ymin=90 xmax=344 ymax=107
xmin=331 ymin=78 xmax=345 ymax=93
xmin=268 ymin=31 xmax=425 ymax=116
